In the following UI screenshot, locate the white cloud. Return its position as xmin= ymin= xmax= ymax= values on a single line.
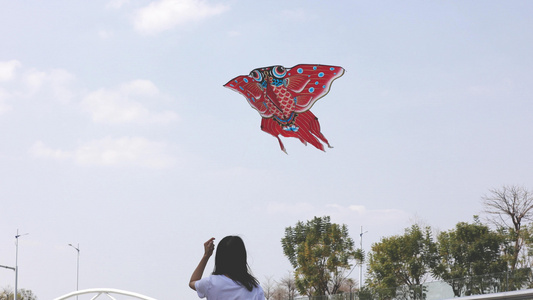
xmin=121 ymin=79 xmax=159 ymax=96
xmin=468 ymin=78 xmax=514 ymax=97
xmin=263 ymin=201 xmax=412 ymax=246
xmin=266 ymin=201 xmax=409 ymax=227
xmin=98 ymin=29 xmax=114 ymax=39
xmin=0 ymin=88 xmax=12 ymax=115
xmin=75 ymin=136 xmax=176 ymax=168
xmin=81 ymin=79 xmax=179 ymax=124
xmin=348 ymin=205 xmax=367 ymax=214
xmin=29 ymin=141 xmax=72 ymax=160
xmin=278 ymin=8 xmax=317 ymax=23
xmin=227 ymin=30 xmax=241 ymax=37
xmin=23 ymin=68 xmax=76 ymax=104
xmin=0 ymin=102 xmax=9 ymax=115
xmin=0 ymin=62 xmax=76 ymax=114
xmin=0 ymin=60 xmax=22 ymax=81
xmin=24 ymin=69 xmax=47 ymax=90
xmin=266 ymin=201 xmax=317 ymax=215
xmin=106 ymin=0 xmax=130 ymax=9
xmin=133 ymin=0 xmax=229 ymax=34
xmin=280 ymin=9 xmax=308 ymax=21
xmin=267 ymin=201 xmax=400 ymax=216
xmin=29 ymin=137 xmax=177 ymax=169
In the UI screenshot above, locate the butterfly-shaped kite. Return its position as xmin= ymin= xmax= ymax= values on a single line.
xmin=224 ymin=64 xmax=344 ymax=153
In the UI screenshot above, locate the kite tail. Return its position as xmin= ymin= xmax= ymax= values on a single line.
xmin=260 ymin=111 xmax=330 ymax=152
xmin=296 ymin=111 xmax=332 ymax=149
xmin=261 ymin=118 xmax=288 ymax=154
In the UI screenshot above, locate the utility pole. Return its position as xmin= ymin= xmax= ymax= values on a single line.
xmin=359 ymin=226 xmax=368 ymax=290
xmin=15 ymin=229 xmax=29 ymax=300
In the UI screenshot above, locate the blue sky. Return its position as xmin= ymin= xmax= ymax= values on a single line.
xmin=1 ymin=1 xmax=532 ymax=299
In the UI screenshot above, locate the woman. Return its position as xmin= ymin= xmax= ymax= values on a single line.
xmin=189 ymin=236 xmax=265 ymax=299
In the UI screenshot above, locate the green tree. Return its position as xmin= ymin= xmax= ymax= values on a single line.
xmin=504 ymin=224 xmax=533 ymax=289
xmin=281 ymin=216 xmax=358 ymax=297
xmin=366 ymin=224 xmax=437 ymax=300
xmin=520 ymin=223 xmax=533 ymax=269
xmin=433 ymin=217 xmax=507 ymax=296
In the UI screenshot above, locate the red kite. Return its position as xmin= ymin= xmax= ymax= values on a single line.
xmin=224 ymin=64 xmax=344 ymax=153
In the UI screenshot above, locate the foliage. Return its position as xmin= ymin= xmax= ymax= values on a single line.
xmin=356 ymin=286 xmax=375 ymax=300
xmin=433 ymin=217 xmax=507 ymax=296
xmin=366 ymin=224 xmax=436 ymax=299
xmin=482 ymin=185 xmax=533 ymax=271
xmin=263 ymin=276 xmax=276 ymax=300
xmin=0 ymin=287 xmax=37 ymax=300
xmin=263 ymin=273 xmax=297 ymax=300
xmin=503 ymin=225 xmax=533 ymax=289
xmin=281 ymin=216 xmax=357 ymax=297
xmin=521 ymin=224 xmax=533 ymax=268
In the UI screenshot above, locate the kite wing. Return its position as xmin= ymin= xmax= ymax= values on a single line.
xmin=284 ymin=64 xmax=345 ymax=112
xmin=224 ymin=75 xmax=273 ymax=118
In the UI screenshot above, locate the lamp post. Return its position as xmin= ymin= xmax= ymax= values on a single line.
xmin=359 ymin=226 xmax=368 ymax=291
xmin=15 ymin=230 xmax=29 ymax=300
xmin=68 ymin=243 xmax=80 ymax=300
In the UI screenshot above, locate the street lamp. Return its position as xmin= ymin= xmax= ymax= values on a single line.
xmin=68 ymin=243 xmax=80 ymax=300
xmin=0 ymin=265 xmax=15 ymax=271
xmin=359 ymin=226 xmax=368 ymax=291
xmin=15 ymin=229 xmax=29 ymax=300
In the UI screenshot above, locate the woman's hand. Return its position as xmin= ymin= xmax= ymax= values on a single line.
xmin=204 ymin=237 xmax=215 ymax=257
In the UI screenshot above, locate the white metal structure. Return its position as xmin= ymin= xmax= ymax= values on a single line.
xmin=53 ymin=288 xmax=157 ymax=300
xmin=442 ymin=288 xmax=533 ymax=300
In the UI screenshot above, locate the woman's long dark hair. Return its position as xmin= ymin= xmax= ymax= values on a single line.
xmin=212 ymin=236 xmax=259 ymax=291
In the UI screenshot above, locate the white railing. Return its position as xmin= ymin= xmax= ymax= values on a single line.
xmin=53 ymin=288 xmax=157 ymax=300
xmin=442 ymin=288 xmax=533 ymax=300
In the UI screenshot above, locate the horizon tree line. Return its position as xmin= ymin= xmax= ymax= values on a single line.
xmin=265 ymin=185 xmax=533 ymax=299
